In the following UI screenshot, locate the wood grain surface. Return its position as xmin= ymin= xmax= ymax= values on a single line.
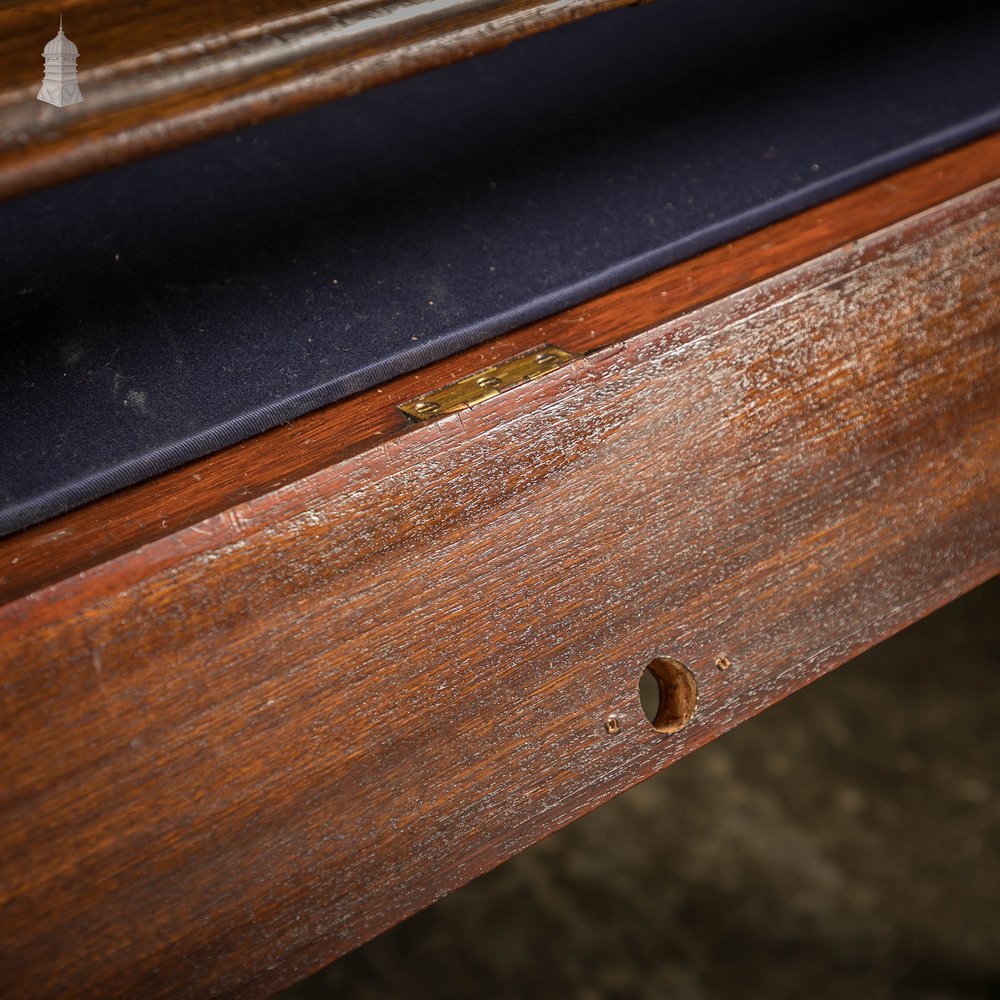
xmin=2 ymin=132 xmax=999 ymax=609
xmin=1 ymin=180 xmax=998 ymax=998
xmin=0 ymin=0 xmax=631 ymax=201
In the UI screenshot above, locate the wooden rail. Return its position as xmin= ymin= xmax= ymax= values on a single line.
xmin=0 ymin=0 xmax=630 ymax=201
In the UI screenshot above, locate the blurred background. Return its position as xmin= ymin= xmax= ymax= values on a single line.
xmin=282 ymin=577 xmax=999 ymax=1000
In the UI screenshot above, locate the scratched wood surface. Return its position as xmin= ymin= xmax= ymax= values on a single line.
xmin=3 ymin=132 xmax=999 ymax=609
xmin=1 ymin=181 xmax=998 ymax=998
xmin=0 ymin=0 xmax=630 ymax=201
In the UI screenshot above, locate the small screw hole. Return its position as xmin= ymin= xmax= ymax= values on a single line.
xmin=638 ymin=658 xmax=698 ymax=734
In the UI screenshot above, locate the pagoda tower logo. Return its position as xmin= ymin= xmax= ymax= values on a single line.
xmin=37 ymin=16 xmax=83 ymax=107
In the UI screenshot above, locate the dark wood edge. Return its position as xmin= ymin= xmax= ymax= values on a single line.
xmin=0 ymin=0 xmax=631 ymax=201
xmin=1 ymin=130 xmax=999 ymax=606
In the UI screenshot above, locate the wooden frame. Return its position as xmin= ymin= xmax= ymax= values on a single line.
xmin=1 ymin=137 xmax=999 ymax=997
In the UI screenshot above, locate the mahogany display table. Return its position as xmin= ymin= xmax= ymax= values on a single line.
xmin=1 ymin=2 xmax=998 ymax=996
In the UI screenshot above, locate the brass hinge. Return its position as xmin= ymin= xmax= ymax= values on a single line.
xmin=397 ymin=345 xmax=578 ymax=421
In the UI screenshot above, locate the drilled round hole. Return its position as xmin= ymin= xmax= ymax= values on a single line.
xmin=638 ymin=657 xmax=698 ymax=733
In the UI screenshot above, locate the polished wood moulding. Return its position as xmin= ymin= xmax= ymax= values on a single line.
xmin=1 ymin=167 xmax=998 ymax=996
xmin=0 ymin=0 xmax=630 ymax=201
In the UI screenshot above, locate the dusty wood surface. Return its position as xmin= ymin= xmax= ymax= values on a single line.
xmin=2 ymin=132 xmax=999 ymax=609
xmin=0 ymin=0 xmax=630 ymax=202
xmin=1 ymin=180 xmax=998 ymax=998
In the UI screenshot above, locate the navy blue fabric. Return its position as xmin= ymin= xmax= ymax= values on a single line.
xmin=2 ymin=0 xmax=999 ymax=537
